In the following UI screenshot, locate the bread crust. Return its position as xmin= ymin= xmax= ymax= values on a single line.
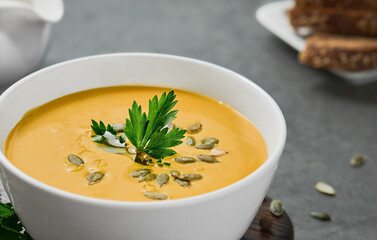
xmin=288 ymin=7 xmax=377 ymax=36
xmin=295 ymin=0 xmax=377 ymax=11
xmin=299 ymin=33 xmax=377 ymax=71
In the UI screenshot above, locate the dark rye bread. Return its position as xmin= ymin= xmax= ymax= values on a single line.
xmin=288 ymin=7 xmax=377 ymax=36
xmin=299 ymin=33 xmax=377 ymax=71
xmin=295 ymin=0 xmax=377 ymax=11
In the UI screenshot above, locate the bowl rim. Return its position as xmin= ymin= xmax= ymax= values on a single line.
xmin=0 ymin=52 xmax=286 ymax=208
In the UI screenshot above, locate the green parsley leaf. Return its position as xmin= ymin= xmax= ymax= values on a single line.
xmin=124 ymin=90 xmax=186 ymax=160
xmin=91 ymin=120 xmax=106 ymax=135
xmin=162 ymin=162 xmax=171 ymax=167
xmin=0 ymin=202 xmax=33 ymax=240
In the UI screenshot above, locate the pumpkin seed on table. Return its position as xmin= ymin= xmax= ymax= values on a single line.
xmin=350 ymin=154 xmax=365 ymax=167
xmin=139 ymin=173 xmax=158 ymax=182
xmin=110 ymin=123 xmax=126 ymax=132
xmin=174 ymin=157 xmax=197 ymax=164
xmin=67 ymin=154 xmax=84 ymax=165
xmin=130 ymin=169 xmax=150 ymax=178
xmin=175 ymin=178 xmax=190 ymax=187
xmin=170 ymin=170 xmax=181 ymax=178
xmin=156 ymin=173 xmax=169 ymax=187
xmin=201 ymin=137 xmax=219 ymax=145
xmin=210 ymin=149 xmax=228 ymax=157
xmin=87 ymin=172 xmax=104 ymax=184
xmin=197 ymin=154 xmax=219 ymax=163
xmin=269 ymin=200 xmax=284 ymax=217
xmin=177 ymin=174 xmax=203 ymax=181
xmin=186 ymin=123 xmax=202 ymax=134
xmin=186 ymin=136 xmax=196 ymax=146
xmin=195 ymin=143 xmax=215 ymax=150
xmin=144 ymin=191 xmax=168 ymax=200
xmin=309 ymin=211 xmax=331 ymax=221
xmin=315 ymin=181 xmax=336 ymax=196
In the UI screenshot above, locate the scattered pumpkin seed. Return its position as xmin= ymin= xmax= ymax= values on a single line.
xmin=270 ymin=200 xmax=284 ymax=217
xmin=165 ymin=122 xmax=175 ymax=131
xmin=111 ymin=123 xmax=126 ymax=132
xmin=87 ymin=172 xmax=104 ymax=184
xmin=144 ymin=192 xmax=168 ymax=200
xmin=127 ymin=146 xmax=137 ymax=154
xmin=197 ymin=154 xmax=219 ymax=163
xmin=350 ymin=154 xmax=365 ymax=167
xmin=195 ymin=143 xmax=215 ymax=150
xmin=186 ymin=137 xmax=196 ymax=146
xmin=309 ymin=211 xmax=331 ymax=221
xmin=156 ymin=173 xmax=169 ymax=186
xmin=139 ymin=173 xmax=158 ymax=182
xmin=177 ymin=174 xmax=203 ymax=181
xmin=315 ymin=181 xmax=336 ymax=196
xmin=201 ymin=137 xmax=219 ymax=144
xmin=170 ymin=170 xmax=181 ymax=178
xmin=186 ymin=123 xmax=202 ymax=134
xmin=174 ymin=157 xmax=197 ymax=164
xmin=210 ymin=149 xmax=228 ymax=157
xmin=175 ymin=178 xmax=190 ymax=187
xmin=67 ymin=154 xmax=84 ymax=165
xmin=130 ymin=169 xmax=150 ymax=178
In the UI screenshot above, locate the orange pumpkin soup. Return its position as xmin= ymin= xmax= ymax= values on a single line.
xmin=5 ymin=86 xmax=267 ymax=201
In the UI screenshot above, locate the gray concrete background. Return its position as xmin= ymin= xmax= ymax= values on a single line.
xmin=3 ymin=0 xmax=377 ymax=239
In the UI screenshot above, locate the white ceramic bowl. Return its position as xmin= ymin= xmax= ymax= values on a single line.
xmin=0 ymin=53 xmax=286 ymax=240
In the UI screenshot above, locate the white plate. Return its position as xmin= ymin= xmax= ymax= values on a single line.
xmin=256 ymin=0 xmax=377 ymax=85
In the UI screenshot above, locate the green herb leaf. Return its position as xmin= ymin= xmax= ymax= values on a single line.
xmin=124 ymin=90 xmax=186 ymax=160
xmin=162 ymin=162 xmax=171 ymax=167
xmin=106 ymin=124 xmax=117 ymax=135
xmin=91 ymin=120 xmax=106 ymax=135
xmin=0 ymin=202 xmax=33 ymax=240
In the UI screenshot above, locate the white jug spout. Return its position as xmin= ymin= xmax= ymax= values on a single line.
xmin=0 ymin=0 xmax=64 ymax=23
xmin=32 ymin=0 xmax=64 ymax=23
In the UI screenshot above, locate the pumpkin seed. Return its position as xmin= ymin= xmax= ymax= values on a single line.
xmin=165 ymin=122 xmax=175 ymax=131
xmin=87 ymin=172 xmax=104 ymax=184
xmin=174 ymin=157 xmax=197 ymax=164
xmin=186 ymin=137 xmax=196 ymax=146
xmin=315 ymin=181 xmax=336 ymax=196
xmin=130 ymin=169 xmax=150 ymax=178
xmin=270 ymin=200 xmax=284 ymax=217
xmin=201 ymin=137 xmax=219 ymax=145
xmin=175 ymin=178 xmax=190 ymax=187
xmin=67 ymin=154 xmax=84 ymax=165
xmin=156 ymin=173 xmax=169 ymax=186
xmin=186 ymin=123 xmax=202 ymax=134
xmin=350 ymin=154 xmax=365 ymax=167
xmin=195 ymin=143 xmax=215 ymax=150
xmin=177 ymin=174 xmax=203 ymax=181
xmin=139 ymin=173 xmax=158 ymax=182
xmin=170 ymin=170 xmax=181 ymax=178
xmin=127 ymin=146 xmax=137 ymax=154
xmin=197 ymin=154 xmax=219 ymax=163
xmin=111 ymin=123 xmax=126 ymax=132
xmin=210 ymin=149 xmax=228 ymax=157
xmin=144 ymin=192 xmax=168 ymax=200
xmin=309 ymin=211 xmax=331 ymax=221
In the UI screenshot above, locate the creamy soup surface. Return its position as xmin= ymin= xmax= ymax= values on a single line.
xmin=5 ymin=86 xmax=267 ymax=201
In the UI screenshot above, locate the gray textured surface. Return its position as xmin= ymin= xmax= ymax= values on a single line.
xmin=2 ymin=0 xmax=377 ymax=239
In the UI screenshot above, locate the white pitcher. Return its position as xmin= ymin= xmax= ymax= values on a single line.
xmin=0 ymin=0 xmax=64 ymax=83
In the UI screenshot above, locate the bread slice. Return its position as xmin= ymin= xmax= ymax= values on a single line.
xmin=288 ymin=7 xmax=377 ymax=36
xmin=295 ymin=0 xmax=377 ymax=11
xmin=299 ymin=33 xmax=377 ymax=71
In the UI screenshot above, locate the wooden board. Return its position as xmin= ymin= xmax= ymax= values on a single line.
xmin=241 ymin=197 xmax=294 ymax=240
